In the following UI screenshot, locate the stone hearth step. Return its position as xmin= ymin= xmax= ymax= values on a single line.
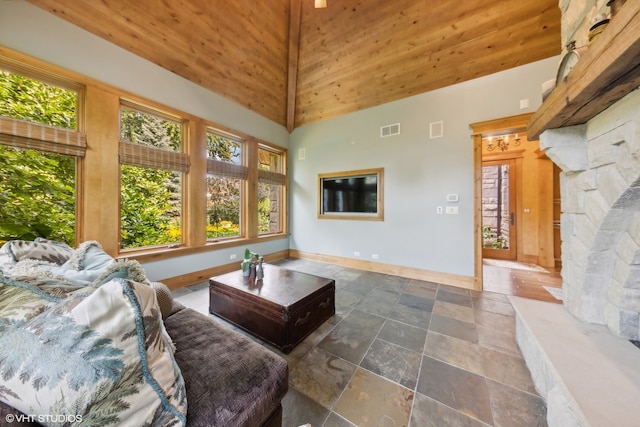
xmin=510 ymin=296 xmax=640 ymax=427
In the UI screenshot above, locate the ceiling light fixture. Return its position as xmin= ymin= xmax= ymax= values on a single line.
xmin=315 ymin=0 xmax=327 ymax=8
xmin=485 ymin=134 xmax=521 ymax=152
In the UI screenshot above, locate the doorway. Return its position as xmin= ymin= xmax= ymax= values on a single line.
xmin=471 ymin=113 xmax=560 ymax=293
xmin=482 ymin=159 xmax=517 ymax=260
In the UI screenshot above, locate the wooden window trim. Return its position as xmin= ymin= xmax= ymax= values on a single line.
xmin=1 ymin=46 xmax=289 ymax=260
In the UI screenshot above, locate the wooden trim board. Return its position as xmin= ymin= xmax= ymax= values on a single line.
xmin=289 ymin=250 xmax=477 ymax=290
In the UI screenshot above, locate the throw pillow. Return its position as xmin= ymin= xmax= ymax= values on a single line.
xmin=63 ymin=240 xmax=114 ymax=270
xmin=150 ymin=281 xmax=174 ymax=320
xmin=48 ymin=241 xmax=116 ymax=285
xmin=0 ymin=239 xmax=74 ymax=273
xmin=92 ymin=259 xmax=149 ymax=287
xmin=0 ymin=276 xmax=187 ymax=426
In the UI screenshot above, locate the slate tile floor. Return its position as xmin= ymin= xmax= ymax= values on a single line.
xmin=171 ymin=258 xmax=547 ymax=427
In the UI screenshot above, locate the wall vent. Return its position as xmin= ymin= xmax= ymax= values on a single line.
xmin=430 ymin=121 xmax=444 ymax=139
xmin=380 ymin=123 xmax=400 ymax=137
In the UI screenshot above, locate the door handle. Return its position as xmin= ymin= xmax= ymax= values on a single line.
xmin=510 ymin=212 xmax=515 ymax=225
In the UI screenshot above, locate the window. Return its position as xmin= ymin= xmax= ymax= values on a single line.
xmin=1 ymin=52 xmax=289 ymax=259
xmin=119 ymin=103 xmax=188 ymax=250
xmin=258 ymin=145 xmax=286 ymax=234
xmin=206 ymin=129 xmax=247 ymax=240
xmin=0 ymin=68 xmax=82 ymax=245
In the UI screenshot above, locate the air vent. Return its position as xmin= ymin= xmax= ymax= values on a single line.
xmin=430 ymin=121 xmax=444 ymax=139
xmin=380 ymin=123 xmax=400 ymax=138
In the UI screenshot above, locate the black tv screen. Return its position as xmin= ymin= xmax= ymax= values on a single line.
xmin=321 ymin=174 xmax=378 ymax=214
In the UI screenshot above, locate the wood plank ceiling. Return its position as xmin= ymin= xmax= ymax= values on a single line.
xmin=27 ymin=0 xmax=560 ymax=132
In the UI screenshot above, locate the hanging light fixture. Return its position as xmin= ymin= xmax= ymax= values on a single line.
xmin=315 ymin=0 xmax=327 ymax=8
xmin=485 ymin=133 xmax=522 ymax=152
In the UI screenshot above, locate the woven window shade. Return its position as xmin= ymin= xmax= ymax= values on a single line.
xmin=258 ymin=169 xmax=287 ymax=186
xmin=0 ymin=115 xmax=86 ymax=157
xmin=119 ymin=140 xmax=190 ymax=172
xmin=207 ymin=158 xmax=248 ymax=180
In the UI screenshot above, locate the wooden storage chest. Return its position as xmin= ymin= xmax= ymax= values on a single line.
xmin=209 ymin=265 xmax=335 ymax=354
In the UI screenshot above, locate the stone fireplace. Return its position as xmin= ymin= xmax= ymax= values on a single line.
xmin=528 ymin=0 xmax=640 ymax=340
xmin=511 ymin=1 xmax=640 ymax=425
xmin=540 ymin=89 xmax=640 ymax=340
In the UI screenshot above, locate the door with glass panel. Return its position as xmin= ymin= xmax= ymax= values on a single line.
xmin=482 ymin=159 xmax=517 ymax=260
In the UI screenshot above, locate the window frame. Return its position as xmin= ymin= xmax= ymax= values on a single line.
xmin=0 ymin=49 xmax=289 ymax=262
xmin=0 ymin=61 xmax=84 ymax=245
xmin=118 ymin=100 xmax=188 ymax=252
xmin=205 ymin=127 xmax=247 ymax=242
xmin=257 ymin=143 xmax=287 ymax=236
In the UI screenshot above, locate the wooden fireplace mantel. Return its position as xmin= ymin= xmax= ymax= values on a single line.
xmin=528 ymin=1 xmax=640 ymax=140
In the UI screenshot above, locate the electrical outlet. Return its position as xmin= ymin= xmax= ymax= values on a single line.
xmin=436 ymin=206 xmax=443 ymax=214
xmin=354 ymin=251 xmax=360 ymax=257
xmin=229 ymin=253 xmax=237 ymax=260
xmin=371 ymin=254 xmax=379 ymax=259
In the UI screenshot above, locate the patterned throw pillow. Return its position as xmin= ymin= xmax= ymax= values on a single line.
xmin=0 ymin=239 xmax=74 ymax=265
xmin=0 ymin=276 xmax=187 ymax=426
xmin=49 ymin=240 xmax=116 ymax=285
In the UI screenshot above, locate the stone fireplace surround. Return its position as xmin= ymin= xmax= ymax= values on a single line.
xmin=541 ymin=89 xmax=640 ymax=341
xmin=510 ymin=1 xmax=640 ymax=424
xmin=512 ymin=89 xmax=640 ymax=426
xmin=512 ymin=19 xmax=640 ymax=425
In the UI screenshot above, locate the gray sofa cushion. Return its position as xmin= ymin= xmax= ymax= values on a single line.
xmin=163 ymin=306 xmax=288 ymax=427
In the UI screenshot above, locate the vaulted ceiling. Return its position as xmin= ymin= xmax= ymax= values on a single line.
xmin=27 ymin=0 xmax=561 ymax=131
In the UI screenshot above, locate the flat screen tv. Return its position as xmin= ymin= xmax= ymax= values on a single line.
xmin=318 ymin=168 xmax=384 ymax=221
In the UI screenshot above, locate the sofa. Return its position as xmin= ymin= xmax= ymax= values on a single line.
xmin=0 ymin=239 xmax=288 ymax=426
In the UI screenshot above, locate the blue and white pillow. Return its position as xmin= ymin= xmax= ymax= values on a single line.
xmin=0 ymin=275 xmax=187 ymax=426
xmin=0 ymin=239 xmax=74 ymax=276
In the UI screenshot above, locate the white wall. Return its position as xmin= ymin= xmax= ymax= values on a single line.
xmin=289 ymin=57 xmax=559 ymax=278
xmin=0 ymin=1 xmax=290 ymax=280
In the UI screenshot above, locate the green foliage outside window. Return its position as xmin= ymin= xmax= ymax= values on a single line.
xmin=258 ymin=182 xmax=273 ymax=233
xmin=258 ymin=147 xmax=283 ymax=234
xmin=206 ymin=176 xmax=241 ymax=239
xmin=0 ymin=71 xmax=76 ymax=129
xmin=120 ymin=165 xmax=182 ymax=248
xmin=0 ymin=70 xmax=77 ymax=245
xmin=206 ymin=133 xmax=241 ymax=239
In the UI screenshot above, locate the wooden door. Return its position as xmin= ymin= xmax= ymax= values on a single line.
xmin=482 ymin=159 xmax=517 ymax=260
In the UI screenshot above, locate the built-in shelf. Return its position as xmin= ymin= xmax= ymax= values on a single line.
xmin=528 ymin=2 xmax=640 ymax=139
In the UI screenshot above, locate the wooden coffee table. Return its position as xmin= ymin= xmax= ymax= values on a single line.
xmin=209 ymin=264 xmax=335 ymax=354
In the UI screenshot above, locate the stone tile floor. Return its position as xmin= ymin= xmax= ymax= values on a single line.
xmin=171 ymin=258 xmax=547 ymax=427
